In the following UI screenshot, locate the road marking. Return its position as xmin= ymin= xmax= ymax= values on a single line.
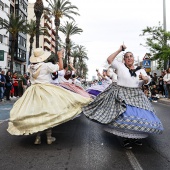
xmin=126 ymin=150 xmax=143 ymax=170
xmin=0 ymin=107 xmax=11 ymax=110
xmin=0 ymin=119 xmax=9 ymax=125
xmin=116 ymin=136 xmax=143 ymax=170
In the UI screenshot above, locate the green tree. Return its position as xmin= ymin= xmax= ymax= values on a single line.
xmin=45 ymin=0 xmax=79 ymax=58
xmin=0 ymin=14 xmax=27 ymax=73
xmin=140 ymin=23 xmax=170 ymax=69
xmin=27 ymin=19 xmax=48 ymax=59
xmin=72 ymin=45 xmax=88 ymax=77
xmin=34 ymin=0 xmax=44 ymax=48
xmin=59 ymin=21 xmax=83 ymax=64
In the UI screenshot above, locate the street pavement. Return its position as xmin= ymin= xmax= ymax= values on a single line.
xmin=158 ymin=97 xmax=170 ymax=105
xmin=0 ymin=97 xmax=170 ymax=170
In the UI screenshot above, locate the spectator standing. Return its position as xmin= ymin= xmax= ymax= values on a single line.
xmin=158 ymin=76 xmax=164 ymax=96
xmin=163 ymin=68 xmax=170 ymax=99
xmin=152 ymin=73 xmax=158 ymax=85
xmin=0 ymin=70 xmax=6 ymax=101
xmin=12 ymin=72 xmax=19 ymax=97
xmin=5 ymin=71 xmax=12 ymax=100
xmin=21 ymin=73 xmax=28 ymax=93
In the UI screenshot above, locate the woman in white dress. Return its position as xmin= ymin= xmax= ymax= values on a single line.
xmin=7 ymin=48 xmax=92 ymax=144
xmin=86 ymin=69 xmax=112 ymax=97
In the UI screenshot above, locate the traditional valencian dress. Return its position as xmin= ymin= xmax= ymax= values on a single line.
xmin=86 ymin=76 xmax=112 ymax=97
xmin=7 ymin=62 xmax=92 ymax=135
xmin=83 ymin=60 xmax=163 ymax=139
xmin=51 ymin=70 xmax=91 ymax=98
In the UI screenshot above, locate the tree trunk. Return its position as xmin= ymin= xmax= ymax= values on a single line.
xmin=73 ymin=57 xmax=76 ymax=67
xmin=35 ymin=17 xmax=41 ymax=48
xmin=34 ymin=0 xmax=43 ymax=48
xmin=29 ymin=36 xmax=34 ymax=64
xmin=55 ymin=17 xmax=60 ymax=61
xmin=10 ymin=38 xmax=16 ymax=74
xmin=65 ymin=37 xmax=70 ymax=64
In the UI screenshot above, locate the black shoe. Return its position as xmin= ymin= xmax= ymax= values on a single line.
xmin=133 ymin=140 xmax=142 ymax=146
xmin=123 ymin=140 xmax=132 ymax=150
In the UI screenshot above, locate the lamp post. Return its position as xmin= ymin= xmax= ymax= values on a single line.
xmin=163 ymin=0 xmax=166 ymax=31
xmin=163 ymin=0 xmax=169 ymax=69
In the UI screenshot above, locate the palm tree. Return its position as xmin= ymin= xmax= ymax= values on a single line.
xmin=72 ymin=45 xmax=89 ymax=76
xmin=34 ymin=0 xmax=44 ymax=48
xmin=71 ymin=49 xmax=79 ymax=67
xmin=27 ymin=19 xmax=48 ymax=59
xmin=45 ymin=0 xmax=79 ymax=57
xmin=0 ymin=14 xmax=27 ymax=73
xmin=59 ymin=21 xmax=83 ymax=64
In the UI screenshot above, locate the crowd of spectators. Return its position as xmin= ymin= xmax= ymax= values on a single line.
xmin=0 ymin=70 xmax=31 ymax=102
xmin=142 ymin=67 xmax=170 ymax=102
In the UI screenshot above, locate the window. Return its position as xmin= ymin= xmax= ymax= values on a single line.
xmin=0 ymin=34 xmax=3 ymax=43
xmin=18 ymin=35 xmax=26 ymax=47
xmin=15 ymin=63 xmax=21 ymax=72
xmin=0 ymin=1 xmax=4 ymax=11
xmin=17 ymin=48 xmax=26 ymax=60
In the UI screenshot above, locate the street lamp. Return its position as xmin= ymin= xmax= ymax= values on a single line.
xmin=163 ymin=0 xmax=166 ymax=31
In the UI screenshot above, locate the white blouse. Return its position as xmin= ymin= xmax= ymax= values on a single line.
xmin=28 ymin=62 xmax=59 ymax=84
xmin=111 ymin=60 xmax=150 ymax=88
xmin=58 ymin=70 xmax=75 ymax=84
xmin=163 ymin=73 xmax=170 ymax=82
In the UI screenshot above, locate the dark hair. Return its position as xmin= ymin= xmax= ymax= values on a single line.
xmin=44 ymin=53 xmax=57 ymax=64
xmin=124 ymin=52 xmax=134 ymax=58
xmin=167 ymin=67 xmax=170 ymax=73
xmin=6 ymin=71 xmax=11 ymax=76
xmin=72 ymin=74 xmax=76 ymax=78
xmin=51 ymin=71 xmax=58 ymax=80
xmin=64 ymin=64 xmax=68 ymax=69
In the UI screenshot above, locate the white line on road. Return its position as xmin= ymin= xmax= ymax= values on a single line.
xmin=0 ymin=119 xmax=9 ymax=125
xmin=126 ymin=150 xmax=143 ymax=170
xmin=0 ymin=107 xmax=11 ymax=110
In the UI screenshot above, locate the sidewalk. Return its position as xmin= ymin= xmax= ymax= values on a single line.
xmin=158 ymin=97 xmax=170 ymax=105
xmin=0 ymin=97 xmax=18 ymax=105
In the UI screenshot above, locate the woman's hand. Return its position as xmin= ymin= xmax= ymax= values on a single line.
xmin=139 ymin=72 xmax=148 ymax=82
xmin=119 ymin=44 xmax=127 ymax=52
xmin=57 ymin=49 xmax=64 ymax=59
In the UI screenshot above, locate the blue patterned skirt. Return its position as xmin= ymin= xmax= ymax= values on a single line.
xmin=83 ymin=84 xmax=164 ymax=138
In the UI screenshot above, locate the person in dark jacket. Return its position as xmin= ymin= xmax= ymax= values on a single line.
xmin=5 ymin=71 xmax=12 ymax=100
xmin=0 ymin=70 xmax=6 ymax=101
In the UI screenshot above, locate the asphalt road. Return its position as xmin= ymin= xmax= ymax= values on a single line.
xmin=0 ymin=101 xmax=170 ymax=170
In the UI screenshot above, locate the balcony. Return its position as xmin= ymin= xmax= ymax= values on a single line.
xmin=51 ymin=34 xmax=55 ymax=40
xmin=44 ymin=22 xmax=51 ymax=30
xmin=44 ymin=45 xmax=51 ymax=51
xmin=44 ymin=13 xmax=52 ymax=23
xmin=51 ymin=41 xmax=55 ymax=47
xmin=44 ymin=37 xmax=51 ymax=44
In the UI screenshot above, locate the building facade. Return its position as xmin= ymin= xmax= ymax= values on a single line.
xmin=0 ymin=0 xmax=10 ymax=72
xmin=27 ymin=3 xmax=56 ymax=65
xmin=13 ymin=0 xmax=28 ymax=74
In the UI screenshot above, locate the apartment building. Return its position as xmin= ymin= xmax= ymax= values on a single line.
xmin=27 ymin=3 xmax=56 ymax=62
xmin=13 ymin=0 xmax=28 ymax=74
xmin=0 ymin=0 xmax=10 ymax=72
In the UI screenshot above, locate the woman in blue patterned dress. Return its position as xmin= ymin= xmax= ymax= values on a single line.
xmin=83 ymin=44 xmax=163 ymax=149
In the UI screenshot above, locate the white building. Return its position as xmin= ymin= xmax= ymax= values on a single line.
xmin=0 ymin=0 xmax=10 ymax=72
xmin=27 ymin=3 xmax=56 ymax=67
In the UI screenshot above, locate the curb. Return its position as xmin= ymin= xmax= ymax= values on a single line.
xmin=158 ymin=98 xmax=170 ymax=105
